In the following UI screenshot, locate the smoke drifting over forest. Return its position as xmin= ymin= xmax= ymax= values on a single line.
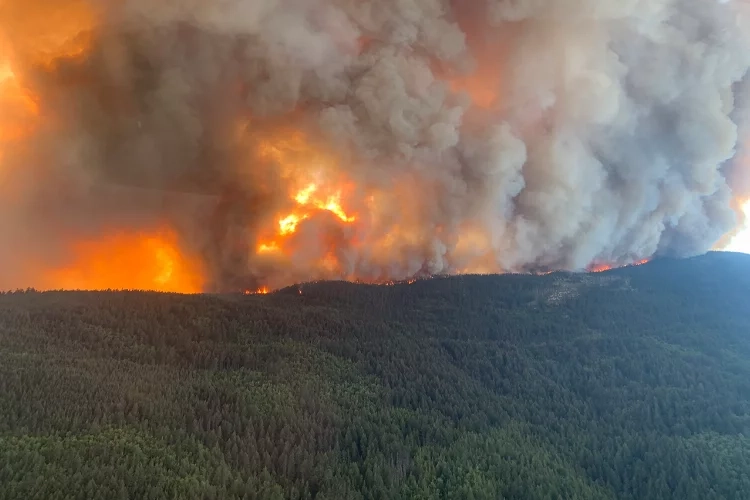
xmin=1 ymin=0 xmax=749 ymax=292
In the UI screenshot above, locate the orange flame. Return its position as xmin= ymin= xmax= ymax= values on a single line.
xmin=40 ymin=228 xmax=206 ymax=293
xmin=252 ymin=131 xmax=358 ymax=266
xmin=0 ymin=2 xmax=210 ymax=293
xmin=588 ymin=258 xmax=649 ymax=273
xmin=255 ymin=181 xmax=357 ymax=255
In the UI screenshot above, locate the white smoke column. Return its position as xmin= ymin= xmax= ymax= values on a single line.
xmin=0 ymin=0 xmax=749 ymax=291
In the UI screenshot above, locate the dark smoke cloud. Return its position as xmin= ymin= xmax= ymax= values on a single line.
xmin=1 ymin=0 xmax=749 ymax=291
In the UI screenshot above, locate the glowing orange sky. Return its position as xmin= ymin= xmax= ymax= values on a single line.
xmin=0 ymin=0 xmax=95 ymax=66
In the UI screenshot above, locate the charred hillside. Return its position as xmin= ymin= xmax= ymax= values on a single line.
xmin=0 ymin=252 xmax=749 ymax=499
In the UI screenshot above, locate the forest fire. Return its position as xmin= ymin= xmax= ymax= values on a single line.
xmin=244 ymin=130 xmax=365 ymax=283
xmin=0 ymin=0 xmax=748 ymax=294
xmin=36 ymin=228 xmax=205 ymax=293
xmin=588 ymin=259 xmax=650 ymax=273
xmin=253 ymin=178 xmax=357 ymax=259
xmin=0 ymin=0 xmax=94 ymax=154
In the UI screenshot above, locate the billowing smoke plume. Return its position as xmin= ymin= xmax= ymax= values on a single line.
xmin=1 ymin=0 xmax=749 ymax=292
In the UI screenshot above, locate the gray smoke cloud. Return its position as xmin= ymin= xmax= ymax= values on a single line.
xmin=1 ymin=0 xmax=749 ymax=291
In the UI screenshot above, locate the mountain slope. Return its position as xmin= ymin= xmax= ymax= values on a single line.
xmin=0 ymin=252 xmax=749 ymax=499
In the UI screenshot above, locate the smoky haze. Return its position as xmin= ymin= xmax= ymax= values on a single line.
xmin=1 ymin=0 xmax=749 ymax=292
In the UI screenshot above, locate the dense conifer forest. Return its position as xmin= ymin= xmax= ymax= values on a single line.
xmin=0 ymin=252 xmax=749 ymax=499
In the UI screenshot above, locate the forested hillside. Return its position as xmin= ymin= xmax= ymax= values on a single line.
xmin=1 ymin=252 xmax=749 ymax=500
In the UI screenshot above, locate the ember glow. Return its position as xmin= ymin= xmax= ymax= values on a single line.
xmin=588 ymin=259 xmax=650 ymax=274
xmin=1 ymin=0 xmax=750 ymax=293
xmin=252 ymin=134 xmax=359 ymax=260
xmin=255 ymin=181 xmax=357 ymax=251
xmin=28 ymin=228 xmax=205 ymax=293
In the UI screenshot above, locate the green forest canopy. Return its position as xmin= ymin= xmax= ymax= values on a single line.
xmin=0 ymin=251 xmax=749 ymax=499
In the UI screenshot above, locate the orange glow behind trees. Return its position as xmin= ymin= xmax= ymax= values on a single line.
xmin=0 ymin=1 xmax=210 ymax=293
xmin=41 ymin=229 xmax=206 ymax=293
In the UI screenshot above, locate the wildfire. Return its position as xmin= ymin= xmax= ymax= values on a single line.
xmin=588 ymin=263 xmax=613 ymax=273
xmin=39 ymin=228 xmax=205 ymax=293
xmin=254 ymin=182 xmax=357 ymax=255
xmin=588 ymin=259 xmax=649 ymax=273
xmin=0 ymin=0 xmax=95 ymax=170
xmin=1 ymin=0 xmax=746 ymax=295
xmin=251 ymin=131 xmax=358 ymax=264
